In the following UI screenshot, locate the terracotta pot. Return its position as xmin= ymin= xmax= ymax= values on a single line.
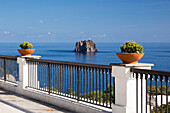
xmin=116 ymin=53 xmax=144 ymax=64
xmin=17 ymin=49 xmax=35 ymax=56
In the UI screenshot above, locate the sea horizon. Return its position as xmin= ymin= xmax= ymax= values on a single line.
xmin=0 ymin=42 xmax=170 ymax=71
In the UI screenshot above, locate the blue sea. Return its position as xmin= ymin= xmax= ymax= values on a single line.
xmin=0 ymin=42 xmax=170 ymax=71
xmin=0 ymin=42 xmax=170 ymax=89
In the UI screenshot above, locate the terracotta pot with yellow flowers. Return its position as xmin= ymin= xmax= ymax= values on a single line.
xmin=116 ymin=41 xmax=144 ymax=64
xmin=17 ymin=42 xmax=35 ymax=56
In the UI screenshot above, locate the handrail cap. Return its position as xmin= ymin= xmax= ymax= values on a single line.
xmin=110 ymin=63 xmax=154 ymax=67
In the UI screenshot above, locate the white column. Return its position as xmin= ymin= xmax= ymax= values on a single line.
xmin=17 ymin=56 xmax=41 ymax=94
xmin=111 ymin=63 xmax=154 ymax=113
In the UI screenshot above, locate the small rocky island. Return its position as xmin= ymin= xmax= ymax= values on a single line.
xmin=73 ymin=39 xmax=98 ymax=52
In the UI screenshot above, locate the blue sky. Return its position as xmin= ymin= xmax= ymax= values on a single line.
xmin=0 ymin=0 xmax=170 ymax=42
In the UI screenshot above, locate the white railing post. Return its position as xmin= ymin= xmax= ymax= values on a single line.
xmin=17 ymin=56 xmax=41 ymax=94
xmin=111 ymin=63 xmax=154 ymax=113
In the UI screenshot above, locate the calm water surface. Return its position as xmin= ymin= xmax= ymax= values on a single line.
xmin=0 ymin=42 xmax=170 ymax=71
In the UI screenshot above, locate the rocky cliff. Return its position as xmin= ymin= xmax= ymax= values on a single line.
xmin=73 ymin=39 xmax=98 ymax=52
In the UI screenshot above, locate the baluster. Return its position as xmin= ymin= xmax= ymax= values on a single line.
xmin=109 ymin=69 xmax=112 ymax=108
xmin=96 ymin=68 xmax=98 ymax=104
xmin=89 ymin=68 xmax=91 ymax=103
xmin=92 ymin=67 xmax=94 ymax=104
xmin=65 ymin=65 xmax=66 ymax=96
xmin=83 ymin=67 xmax=85 ymax=101
xmin=155 ymin=75 xmax=158 ymax=113
xmin=160 ymin=76 xmax=163 ymax=112
xmin=140 ymin=73 xmax=143 ymax=113
xmin=99 ymin=69 xmax=101 ymax=105
xmin=80 ymin=66 xmax=82 ymax=100
xmin=48 ymin=63 xmax=51 ymax=94
xmin=136 ymin=73 xmax=138 ymax=113
xmin=149 ymin=74 xmax=153 ymax=113
xmin=106 ymin=69 xmax=108 ymax=107
xmin=77 ymin=66 xmax=80 ymax=102
xmin=86 ymin=67 xmax=88 ymax=102
xmin=166 ymin=76 xmax=169 ymax=113
xmin=4 ymin=58 xmax=6 ymax=81
xmin=102 ymin=69 xmax=104 ymax=106
xmin=145 ymin=74 xmax=148 ymax=113
xmin=70 ymin=65 xmax=71 ymax=97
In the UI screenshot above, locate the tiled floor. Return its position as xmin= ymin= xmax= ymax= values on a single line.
xmin=0 ymin=88 xmax=73 ymax=113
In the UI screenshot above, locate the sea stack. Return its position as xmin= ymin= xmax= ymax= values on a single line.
xmin=73 ymin=39 xmax=98 ymax=52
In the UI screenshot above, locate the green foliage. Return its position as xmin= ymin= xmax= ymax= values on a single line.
xmin=105 ymin=84 xmax=114 ymax=93
xmin=151 ymin=102 xmax=170 ymax=113
xmin=49 ymin=84 xmax=115 ymax=104
xmin=20 ymin=42 xmax=33 ymax=49
xmin=147 ymin=86 xmax=170 ymax=95
xmin=159 ymin=86 xmax=170 ymax=95
xmin=80 ymin=91 xmax=114 ymax=103
xmin=147 ymin=86 xmax=161 ymax=96
xmin=81 ymin=84 xmax=115 ymax=104
xmin=51 ymin=87 xmax=58 ymax=92
xmin=120 ymin=41 xmax=143 ymax=53
xmin=161 ymin=86 xmax=167 ymax=95
xmin=66 ymin=88 xmax=72 ymax=94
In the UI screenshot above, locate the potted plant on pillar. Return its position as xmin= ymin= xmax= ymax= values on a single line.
xmin=116 ymin=41 xmax=144 ymax=64
xmin=17 ymin=42 xmax=35 ymax=56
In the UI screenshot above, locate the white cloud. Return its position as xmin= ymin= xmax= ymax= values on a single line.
xmin=91 ymin=34 xmax=106 ymax=38
xmin=48 ymin=32 xmax=51 ymax=35
xmin=39 ymin=20 xmax=44 ymax=24
xmin=80 ymin=32 xmax=84 ymax=34
xmin=51 ymin=34 xmax=56 ymax=37
xmin=3 ymin=31 xmax=10 ymax=35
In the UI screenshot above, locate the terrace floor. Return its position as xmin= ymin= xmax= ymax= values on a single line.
xmin=0 ymin=88 xmax=73 ymax=113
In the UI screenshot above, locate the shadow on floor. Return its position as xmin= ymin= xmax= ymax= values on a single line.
xmin=0 ymin=88 xmax=73 ymax=113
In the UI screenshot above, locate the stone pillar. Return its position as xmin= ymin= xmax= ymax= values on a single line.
xmin=111 ymin=63 xmax=154 ymax=113
xmin=17 ymin=56 xmax=41 ymax=94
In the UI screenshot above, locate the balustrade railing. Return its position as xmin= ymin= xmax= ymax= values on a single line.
xmin=26 ymin=58 xmax=115 ymax=108
xmin=0 ymin=55 xmax=19 ymax=83
xmin=1 ymin=54 xmax=170 ymax=112
xmin=131 ymin=68 xmax=170 ymax=113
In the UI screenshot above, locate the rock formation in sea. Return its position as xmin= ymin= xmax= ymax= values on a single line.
xmin=73 ymin=39 xmax=98 ymax=52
